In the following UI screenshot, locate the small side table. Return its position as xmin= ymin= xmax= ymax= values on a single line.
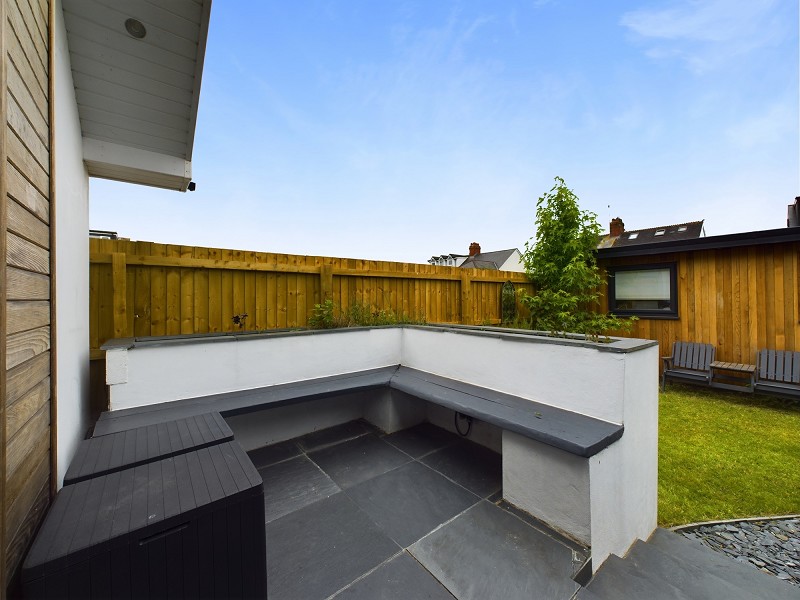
xmin=710 ymin=361 xmax=756 ymax=393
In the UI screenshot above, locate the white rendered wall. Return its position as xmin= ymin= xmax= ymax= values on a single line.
xmin=401 ymin=328 xmax=627 ymax=423
xmin=54 ymin=0 xmax=91 ymax=488
xmin=107 ymin=328 xmax=403 ymax=410
xmin=503 ymin=432 xmax=591 ymax=545
xmin=588 ymin=344 xmax=659 ymax=569
xmin=363 ymin=389 xmax=426 ymax=434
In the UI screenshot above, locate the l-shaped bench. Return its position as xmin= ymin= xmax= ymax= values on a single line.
xmin=94 ymin=365 xmax=624 ymax=459
xmin=96 ymin=324 xmax=658 ymax=572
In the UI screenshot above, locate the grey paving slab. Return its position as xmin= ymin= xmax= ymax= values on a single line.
xmin=583 ymin=554 xmax=693 ymax=600
xmin=259 ymin=455 xmax=340 ymax=522
xmin=309 ymin=434 xmax=411 ymax=489
xmin=297 ymin=421 xmax=372 ymax=452
xmin=347 ymin=461 xmax=479 ymax=548
xmin=247 ymin=440 xmax=301 ymax=469
xmin=382 ymin=422 xmax=461 ymax=458
xmin=266 ymin=492 xmax=399 ymax=600
xmin=649 ymin=528 xmax=799 ymax=600
xmin=332 ymin=552 xmax=456 ymax=600
xmin=410 ymin=500 xmax=580 ymax=600
xmin=419 ymin=439 xmax=501 ymax=498
xmin=625 ymin=540 xmax=762 ymax=600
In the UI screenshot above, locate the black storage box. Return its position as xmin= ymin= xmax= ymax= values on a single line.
xmin=23 ymin=441 xmax=266 ymax=599
xmin=64 ymin=412 xmax=234 ymax=486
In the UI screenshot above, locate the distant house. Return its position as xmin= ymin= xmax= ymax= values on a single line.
xmin=598 ymin=217 xmax=705 ymax=249
xmin=428 ymin=242 xmax=525 ymax=272
xmin=787 ymin=196 xmax=800 ymax=227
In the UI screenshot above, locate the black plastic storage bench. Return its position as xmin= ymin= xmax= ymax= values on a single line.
xmin=22 ymin=413 xmax=266 ymax=599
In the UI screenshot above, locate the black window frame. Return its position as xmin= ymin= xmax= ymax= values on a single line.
xmin=608 ymin=262 xmax=678 ymax=319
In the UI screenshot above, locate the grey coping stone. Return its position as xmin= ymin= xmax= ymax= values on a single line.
xmin=382 ymin=422 xmax=461 ymax=458
xmin=391 ymin=367 xmax=623 ymax=457
xmin=331 ymin=552 xmax=456 ymax=600
xmin=258 ymin=455 xmax=340 ymax=523
xmin=648 ymin=528 xmax=800 ymax=600
xmin=419 ymin=440 xmax=502 ymax=498
xmin=410 ymin=500 xmax=580 ymax=600
xmin=266 ymin=492 xmax=399 ymax=600
xmin=308 ymin=434 xmax=411 ymax=489
xmin=624 ymin=539 xmax=762 ymax=600
xmin=247 ymin=440 xmax=301 ymax=469
xmin=346 ymin=461 xmax=479 ymax=548
xmin=297 ymin=420 xmax=373 ymax=452
xmin=93 ymin=366 xmax=399 ymax=435
xmin=94 ymin=365 xmax=622 ymax=459
xmin=102 ymin=324 xmax=657 ymax=354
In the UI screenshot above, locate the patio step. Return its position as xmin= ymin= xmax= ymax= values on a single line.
xmin=578 ymin=528 xmax=799 ymax=599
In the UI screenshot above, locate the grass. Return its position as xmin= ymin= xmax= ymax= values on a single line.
xmin=658 ymin=383 xmax=800 ymax=527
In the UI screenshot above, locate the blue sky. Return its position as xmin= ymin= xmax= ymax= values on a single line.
xmin=90 ymin=0 xmax=799 ymax=263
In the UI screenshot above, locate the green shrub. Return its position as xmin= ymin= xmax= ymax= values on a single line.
xmin=308 ymin=300 xmax=425 ymax=329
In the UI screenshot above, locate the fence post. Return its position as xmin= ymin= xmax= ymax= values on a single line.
xmin=111 ymin=252 xmax=127 ymax=338
xmin=460 ymin=273 xmax=473 ymax=325
xmin=320 ymin=264 xmax=333 ymax=302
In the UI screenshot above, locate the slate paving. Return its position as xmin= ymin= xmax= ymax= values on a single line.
xmin=679 ymin=518 xmax=800 ymax=586
xmin=251 ymin=420 xmax=587 ymax=600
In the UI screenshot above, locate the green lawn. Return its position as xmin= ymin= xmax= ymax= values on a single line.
xmin=658 ymin=384 xmax=800 ymax=527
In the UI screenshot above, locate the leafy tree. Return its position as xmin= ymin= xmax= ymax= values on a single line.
xmin=520 ymin=177 xmax=635 ymax=339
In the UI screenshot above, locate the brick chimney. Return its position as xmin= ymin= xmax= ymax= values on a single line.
xmin=468 ymin=242 xmax=481 ymax=256
xmin=610 ymin=217 xmax=625 ymax=237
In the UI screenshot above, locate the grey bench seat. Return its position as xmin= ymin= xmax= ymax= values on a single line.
xmin=755 ymin=349 xmax=800 ymax=398
xmin=94 ymin=365 xmax=623 ymax=458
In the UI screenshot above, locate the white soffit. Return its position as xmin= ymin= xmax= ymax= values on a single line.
xmin=62 ymin=0 xmax=211 ymax=191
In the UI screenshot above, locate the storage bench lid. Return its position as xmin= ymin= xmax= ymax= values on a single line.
xmin=23 ymin=441 xmax=262 ymax=581
xmin=64 ymin=412 xmax=233 ymax=485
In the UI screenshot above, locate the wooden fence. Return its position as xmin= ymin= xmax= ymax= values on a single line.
xmin=89 ymin=238 xmax=534 ymax=356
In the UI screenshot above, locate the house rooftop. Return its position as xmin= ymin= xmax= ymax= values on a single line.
xmin=460 ymin=248 xmax=519 ymax=270
xmin=599 ymin=218 xmax=705 ymax=249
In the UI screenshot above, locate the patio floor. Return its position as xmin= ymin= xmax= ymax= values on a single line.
xmin=248 ymin=420 xmax=588 ymax=600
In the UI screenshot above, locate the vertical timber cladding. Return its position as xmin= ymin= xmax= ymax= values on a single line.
xmin=598 ymin=242 xmax=800 ymax=364
xmin=2 ymin=0 xmax=52 ymax=591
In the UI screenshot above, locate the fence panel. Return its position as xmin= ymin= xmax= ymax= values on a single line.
xmin=89 ymin=238 xmax=534 ymax=355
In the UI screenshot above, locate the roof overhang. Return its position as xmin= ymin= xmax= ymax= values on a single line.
xmin=62 ymin=0 xmax=212 ymax=191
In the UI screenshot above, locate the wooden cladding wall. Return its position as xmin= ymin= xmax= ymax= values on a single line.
xmin=1 ymin=0 xmax=52 ymax=593
xmin=89 ymin=238 xmax=533 ymax=353
xmin=598 ymin=242 xmax=800 ymax=365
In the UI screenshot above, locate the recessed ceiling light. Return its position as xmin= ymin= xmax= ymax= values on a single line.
xmin=125 ymin=18 xmax=146 ymax=39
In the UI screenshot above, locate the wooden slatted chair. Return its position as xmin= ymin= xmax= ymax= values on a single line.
xmin=661 ymin=342 xmax=715 ymax=391
xmin=755 ymin=349 xmax=800 ymax=399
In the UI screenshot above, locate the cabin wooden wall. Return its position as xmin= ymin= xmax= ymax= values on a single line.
xmin=1 ymin=0 xmax=52 ymax=593
xmin=598 ymin=242 xmax=800 ymax=365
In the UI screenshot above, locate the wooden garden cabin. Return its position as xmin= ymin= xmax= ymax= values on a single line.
xmin=597 ymin=226 xmax=800 ymax=368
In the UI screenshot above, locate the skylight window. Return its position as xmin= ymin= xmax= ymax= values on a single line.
xmin=628 ymin=232 xmax=639 ymax=239
xmin=655 ymin=230 xmax=665 ymax=236
xmin=678 ymin=226 xmax=687 ymax=232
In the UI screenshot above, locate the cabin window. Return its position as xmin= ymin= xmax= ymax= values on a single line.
xmin=608 ymin=263 xmax=678 ymax=318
